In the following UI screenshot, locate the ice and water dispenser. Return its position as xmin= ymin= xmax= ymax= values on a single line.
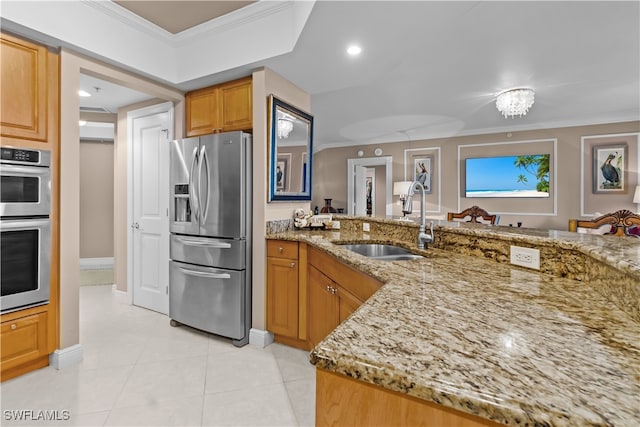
xmin=174 ymin=184 xmax=191 ymax=223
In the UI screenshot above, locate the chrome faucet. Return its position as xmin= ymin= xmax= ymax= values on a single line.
xmin=402 ymin=180 xmax=435 ymax=249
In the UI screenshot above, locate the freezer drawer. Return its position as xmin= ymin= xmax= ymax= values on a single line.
xmin=170 ymin=234 xmax=245 ymax=270
xmin=169 ymin=260 xmax=246 ymax=340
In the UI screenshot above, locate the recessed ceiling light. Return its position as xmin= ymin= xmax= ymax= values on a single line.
xmin=347 ymin=45 xmax=362 ymax=56
xmin=78 ymin=90 xmax=91 ymax=97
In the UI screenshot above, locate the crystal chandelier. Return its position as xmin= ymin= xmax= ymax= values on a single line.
xmin=277 ymin=117 xmax=294 ymax=139
xmin=495 ymin=88 xmax=535 ymax=118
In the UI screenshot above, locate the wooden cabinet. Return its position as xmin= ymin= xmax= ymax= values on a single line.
xmin=185 ymin=76 xmax=252 ymax=136
xmin=307 ymin=246 xmax=382 ymax=347
xmin=267 ymin=240 xmax=299 ymax=338
xmin=1 ymin=33 xmax=60 ymax=381
xmin=266 ymin=239 xmax=382 ymax=349
xmin=308 ymin=264 xmax=340 ymax=346
xmin=316 ymin=369 xmax=502 ymax=427
xmin=0 ymin=307 xmax=50 ymax=381
xmin=0 ymin=33 xmax=51 ymax=142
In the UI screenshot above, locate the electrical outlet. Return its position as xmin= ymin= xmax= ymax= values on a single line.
xmin=362 ymin=222 xmax=370 ymax=232
xmin=510 ymin=245 xmax=540 ymax=270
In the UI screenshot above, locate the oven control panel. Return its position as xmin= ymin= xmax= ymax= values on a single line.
xmin=1 ymin=147 xmax=49 ymax=166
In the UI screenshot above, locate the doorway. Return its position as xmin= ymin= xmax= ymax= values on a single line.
xmin=346 ymin=157 xmax=393 ymax=217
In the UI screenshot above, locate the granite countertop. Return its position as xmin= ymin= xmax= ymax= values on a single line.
xmin=267 ymin=224 xmax=640 ymax=426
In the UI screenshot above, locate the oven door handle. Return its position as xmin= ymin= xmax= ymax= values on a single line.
xmin=0 ymin=217 xmax=51 ymax=231
xmin=176 ymin=266 xmax=230 ymax=280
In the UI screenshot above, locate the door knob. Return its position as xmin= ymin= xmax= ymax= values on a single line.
xmin=132 ymin=222 xmax=140 ymax=229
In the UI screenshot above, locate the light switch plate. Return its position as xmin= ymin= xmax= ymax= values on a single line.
xmin=362 ymin=222 xmax=370 ymax=232
xmin=510 ymin=245 xmax=540 ymax=270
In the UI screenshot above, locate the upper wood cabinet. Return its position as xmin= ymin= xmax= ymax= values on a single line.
xmin=0 ymin=33 xmax=50 ymax=142
xmin=185 ymin=76 xmax=253 ymax=137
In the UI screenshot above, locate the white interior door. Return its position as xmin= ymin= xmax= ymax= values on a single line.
xmin=129 ymin=103 xmax=172 ymax=314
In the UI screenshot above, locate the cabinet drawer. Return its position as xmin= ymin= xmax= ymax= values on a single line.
xmin=1 ymin=311 xmax=48 ymax=371
xmin=267 ymin=240 xmax=299 ymax=259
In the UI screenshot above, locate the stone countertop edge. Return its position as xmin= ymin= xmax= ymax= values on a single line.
xmin=266 ymin=221 xmax=640 ymax=427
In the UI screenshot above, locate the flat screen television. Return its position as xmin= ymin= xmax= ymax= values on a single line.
xmin=465 ymin=154 xmax=550 ymax=198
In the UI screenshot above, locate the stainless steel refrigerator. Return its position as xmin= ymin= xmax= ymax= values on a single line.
xmin=169 ymin=131 xmax=252 ymax=347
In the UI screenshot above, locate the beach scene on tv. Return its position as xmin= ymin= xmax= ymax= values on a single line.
xmin=465 ymin=154 xmax=550 ymax=198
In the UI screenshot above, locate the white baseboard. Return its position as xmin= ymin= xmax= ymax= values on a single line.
xmin=249 ymin=328 xmax=274 ymax=348
xmin=49 ymin=344 xmax=83 ymax=370
xmin=80 ymin=257 xmax=114 ymax=270
xmin=111 ymin=284 xmax=127 ymax=296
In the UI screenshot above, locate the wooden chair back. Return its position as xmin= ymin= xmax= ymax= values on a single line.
xmin=447 ymin=206 xmax=497 ymax=225
xmin=568 ymin=209 xmax=640 ymax=236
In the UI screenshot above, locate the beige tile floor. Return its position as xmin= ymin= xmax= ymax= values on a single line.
xmin=1 ymin=285 xmax=316 ymax=426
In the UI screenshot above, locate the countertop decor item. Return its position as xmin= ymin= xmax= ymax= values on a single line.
xmin=320 ymin=198 xmax=337 ymax=213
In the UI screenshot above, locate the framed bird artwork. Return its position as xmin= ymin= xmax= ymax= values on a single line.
xmin=592 ymin=143 xmax=627 ymax=193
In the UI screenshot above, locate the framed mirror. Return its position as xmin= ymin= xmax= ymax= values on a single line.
xmin=268 ymin=94 xmax=314 ymax=201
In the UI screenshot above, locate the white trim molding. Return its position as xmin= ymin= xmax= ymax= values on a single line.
xmin=49 ymin=344 xmax=84 ymax=370
xmin=249 ymin=329 xmax=274 ymax=348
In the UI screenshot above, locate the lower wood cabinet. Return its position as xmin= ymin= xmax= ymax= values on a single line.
xmin=1 ymin=306 xmax=49 ymax=381
xmin=266 ymin=239 xmax=382 ymax=350
xmin=267 ymin=255 xmax=299 ymax=338
xmin=316 ymin=369 xmax=502 ymax=427
xmin=308 ymin=264 xmax=363 ymax=347
xmin=266 ymin=240 xmax=309 ymax=349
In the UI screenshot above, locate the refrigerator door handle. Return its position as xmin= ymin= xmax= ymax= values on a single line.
xmin=189 ymin=146 xmax=199 ymax=222
xmin=174 ymin=236 xmax=232 ymax=249
xmin=176 ymin=266 xmax=231 ymax=280
xmin=201 ymin=146 xmax=211 ymax=223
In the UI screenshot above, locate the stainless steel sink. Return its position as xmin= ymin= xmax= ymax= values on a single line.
xmin=340 ymin=243 xmax=424 ymax=261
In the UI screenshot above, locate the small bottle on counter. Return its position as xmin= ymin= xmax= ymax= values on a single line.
xmin=314 ymin=206 xmax=319 ymax=215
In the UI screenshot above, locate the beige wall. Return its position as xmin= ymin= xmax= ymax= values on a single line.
xmin=80 ymin=140 xmax=114 ymax=258
xmin=314 ymin=121 xmax=640 ymax=230
xmin=252 ymin=67 xmax=311 ymax=332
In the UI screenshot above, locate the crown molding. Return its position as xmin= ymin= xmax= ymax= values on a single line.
xmin=84 ymin=0 xmax=296 ymax=47
xmin=82 ymin=0 xmax=175 ymax=42
xmin=313 ymin=116 xmax=640 ymax=152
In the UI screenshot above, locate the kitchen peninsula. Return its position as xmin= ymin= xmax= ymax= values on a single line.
xmin=267 ymin=217 xmax=640 ymax=426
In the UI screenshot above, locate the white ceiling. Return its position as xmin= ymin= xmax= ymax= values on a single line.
xmin=4 ymin=1 xmax=639 ymax=150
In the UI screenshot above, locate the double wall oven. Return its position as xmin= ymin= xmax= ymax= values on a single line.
xmin=0 ymin=147 xmax=51 ymax=313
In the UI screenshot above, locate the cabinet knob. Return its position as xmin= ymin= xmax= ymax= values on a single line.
xmin=278 ymin=247 xmax=284 ymax=253
xmin=290 ymin=262 xmax=296 ymax=267
xmin=11 ymin=323 xmax=17 ymax=330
